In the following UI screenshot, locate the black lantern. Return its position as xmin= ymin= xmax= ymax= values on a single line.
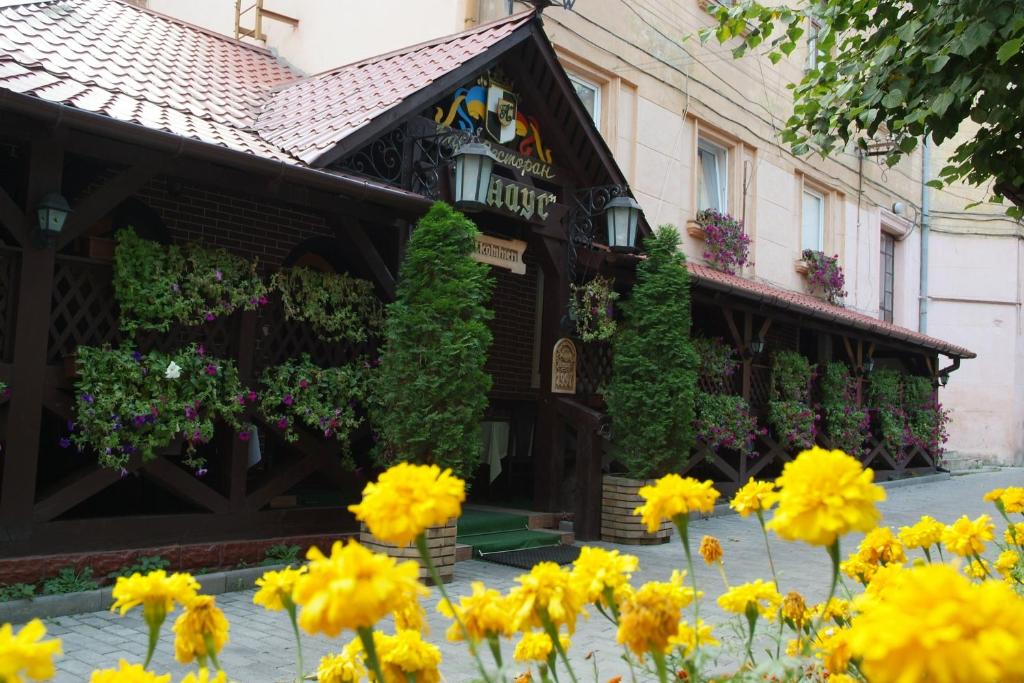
xmin=605 ymin=195 xmax=640 ymax=251
xmin=863 ymin=358 xmax=875 ymax=373
xmin=750 ymin=338 xmax=766 ymax=355
xmin=36 ymin=192 xmax=70 ymax=240
xmin=939 ymin=373 xmax=949 ymax=387
xmin=452 ymin=141 xmax=496 ymax=211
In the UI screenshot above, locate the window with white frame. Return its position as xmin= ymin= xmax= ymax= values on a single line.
xmin=568 ymin=74 xmax=601 ymax=125
xmin=879 ymin=232 xmax=895 ymax=322
xmin=697 ymin=138 xmax=728 ymax=213
xmin=801 ymin=188 xmax=825 ymax=251
xmin=806 ymin=19 xmax=822 ymax=71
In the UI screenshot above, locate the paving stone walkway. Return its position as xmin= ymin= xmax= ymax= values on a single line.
xmin=29 ymin=468 xmax=1024 ymax=682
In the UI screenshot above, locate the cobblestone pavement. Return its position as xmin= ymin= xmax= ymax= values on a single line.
xmin=30 ymin=469 xmax=1024 ymax=682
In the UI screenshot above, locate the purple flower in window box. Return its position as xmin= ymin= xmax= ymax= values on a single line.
xmin=696 ymin=208 xmax=751 ymax=275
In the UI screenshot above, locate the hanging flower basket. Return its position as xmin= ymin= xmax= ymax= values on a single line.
xmin=695 ymin=209 xmax=751 ymax=275
xmin=800 ymin=249 xmax=847 ymax=305
xmin=568 ymin=275 xmax=619 ymax=342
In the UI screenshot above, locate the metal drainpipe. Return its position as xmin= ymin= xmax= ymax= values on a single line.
xmin=919 ymin=137 xmax=931 ymax=334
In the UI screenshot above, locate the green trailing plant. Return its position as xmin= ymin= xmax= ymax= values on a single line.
xmin=262 ymin=544 xmax=302 ymax=566
xmin=42 ymin=567 xmax=99 ymax=596
xmin=71 ymin=345 xmax=245 ymax=472
xmin=768 ymin=351 xmax=816 ymax=451
xmin=114 ymin=228 xmax=268 ymax=335
xmin=866 ymin=368 xmax=905 ymax=456
xmin=258 ymin=354 xmax=368 ymax=447
xmin=903 ymin=374 xmax=948 ymax=455
xmin=693 ymin=336 xmax=740 ymax=393
xmin=0 ymin=583 xmax=35 ymax=602
xmin=694 ymin=392 xmax=764 ymax=458
xmin=568 ymin=275 xmax=619 ymax=342
xmin=818 ymin=362 xmax=870 ymax=455
xmin=606 ymin=225 xmax=698 ymax=479
xmin=107 ymin=555 xmax=170 ymax=580
xmin=271 ymin=267 xmax=383 ymax=343
xmin=371 ymin=202 xmax=494 ymax=478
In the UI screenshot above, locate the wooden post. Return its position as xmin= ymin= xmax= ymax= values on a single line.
xmin=741 ymin=311 xmax=753 ymax=400
xmin=229 ymin=310 xmax=258 ymax=510
xmin=0 ymin=138 xmax=63 ymax=539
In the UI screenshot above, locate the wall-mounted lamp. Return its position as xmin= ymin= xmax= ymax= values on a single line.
xmin=863 ymin=358 xmax=875 ymax=373
xmin=605 ymin=195 xmax=640 ymax=252
xmin=36 ymin=192 xmax=71 ymax=242
xmin=566 ymin=185 xmax=643 ymax=284
xmin=938 ymin=373 xmax=949 ymax=387
xmin=749 ymin=338 xmax=766 ymax=355
xmin=452 ymin=141 xmax=496 ymax=212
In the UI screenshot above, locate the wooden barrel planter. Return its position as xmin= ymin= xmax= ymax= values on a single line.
xmin=600 ymin=475 xmax=673 ymax=545
xmin=358 ymin=518 xmax=457 ymax=584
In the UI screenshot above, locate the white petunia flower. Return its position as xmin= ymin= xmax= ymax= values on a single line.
xmin=165 ymin=361 xmax=182 ymax=379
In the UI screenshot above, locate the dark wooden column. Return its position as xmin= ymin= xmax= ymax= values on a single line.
xmin=229 ymin=310 xmax=258 ymax=510
xmin=0 ymin=138 xmax=63 ymax=539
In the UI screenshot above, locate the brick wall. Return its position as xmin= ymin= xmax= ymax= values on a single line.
xmin=485 ymin=254 xmax=540 ymax=400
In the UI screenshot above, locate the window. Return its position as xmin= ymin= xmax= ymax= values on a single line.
xmin=697 ymin=138 xmax=728 ymax=213
xmin=477 ymin=0 xmax=514 ymax=22
xmin=801 ymin=188 xmax=825 ymax=251
xmin=568 ymin=74 xmax=601 ymax=125
xmin=806 ymin=19 xmax=821 ymax=71
xmin=880 ymin=233 xmax=895 ymax=322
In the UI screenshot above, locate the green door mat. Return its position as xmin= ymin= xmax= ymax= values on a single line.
xmin=457 ymin=508 xmax=562 ymax=556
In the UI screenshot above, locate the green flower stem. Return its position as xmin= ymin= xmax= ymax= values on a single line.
xmin=539 ymin=610 xmax=578 ymax=683
xmin=142 ymin=609 xmax=166 ymax=669
xmin=673 ymin=514 xmax=701 ymax=628
xmin=203 ymin=634 xmax=223 ymax=672
xmin=487 ymin=635 xmax=503 ymax=669
xmin=744 ymin=608 xmax=759 ymax=666
xmin=922 ymin=547 xmax=933 ymax=563
xmin=971 ymin=552 xmax=995 ymax=580
xmin=357 ymin=626 xmax=386 ymax=683
xmin=539 ymin=663 xmax=554 ymax=683
xmin=284 ymin=599 xmax=304 ymax=682
xmin=825 ymin=540 xmax=841 ymax=607
xmin=936 ymin=544 xmax=945 ymax=562
xmin=415 ymin=533 xmax=492 ymax=683
xmin=650 ymin=648 xmax=669 ymax=683
xmin=756 ymin=510 xmax=779 ymax=585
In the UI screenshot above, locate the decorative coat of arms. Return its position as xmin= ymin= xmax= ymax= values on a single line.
xmin=485 ymin=80 xmax=518 ymax=144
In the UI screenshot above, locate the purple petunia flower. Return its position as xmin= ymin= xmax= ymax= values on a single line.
xmin=205 ymin=364 xmax=217 ymax=376
xmin=237 ymin=395 xmax=246 ymax=406
xmin=196 ymin=344 xmax=205 ymax=357
xmin=282 ymin=394 xmax=294 ymax=406
xmin=58 ymin=437 xmax=71 ymax=449
xmin=205 ymin=312 xmax=215 ymax=322
xmin=133 ymin=415 xmax=147 ymax=427
xmin=82 ymin=393 xmax=94 ymax=404
xmin=239 ymin=430 xmax=251 ymax=442
xmin=214 ymin=269 xmax=223 ymax=282
xmin=196 ymin=468 xmax=208 ymax=477
xmin=247 ymin=390 xmax=258 ymax=403
xmin=299 ymin=379 xmax=309 ymax=389
xmin=276 ymin=418 xmax=289 ymax=430
xmin=257 ymin=295 xmax=268 ymax=306
xmin=132 ymin=351 xmax=143 ymax=362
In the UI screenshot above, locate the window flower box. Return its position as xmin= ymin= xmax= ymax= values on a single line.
xmin=686 ymin=219 xmax=706 ymax=240
xmin=794 ymin=259 xmax=809 ymax=275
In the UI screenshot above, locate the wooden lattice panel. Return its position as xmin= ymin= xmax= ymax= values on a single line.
xmin=577 ymin=341 xmax=612 ymax=397
xmin=749 ymin=364 xmax=771 ymax=407
xmin=48 ymin=257 xmax=120 ymax=364
xmin=0 ymin=247 xmax=19 ymax=362
xmin=254 ymin=297 xmax=375 ymax=373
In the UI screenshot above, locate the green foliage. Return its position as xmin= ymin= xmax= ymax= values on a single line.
xmin=569 ymin=275 xmax=619 ymax=342
xmin=866 ymin=368 xmax=905 ymax=455
xmin=701 ymin=0 xmax=1024 ymax=216
xmin=903 ymin=374 xmax=944 ymax=452
xmin=0 ymin=583 xmax=35 ymax=602
xmin=270 ymin=267 xmax=383 ymax=343
xmin=606 ymin=225 xmax=698 ymax=479
xmin=693 ymin=337 xmax=740 ymax=392
xmin=694 ymin=392 xmax=763 ymax=458
xmin=262 ymin=544 xmax=302 ymax=566
xmin=114 ymin=228 xmax=268 ymax=335
xmin=819 ymin=362 xmax=868 ymax=455
xmin=42 ymin=567 xmax=99 ymax=596
xmin=259 ymin=354 xmax=367 ymax=447
xmin=371 ymin=202 xmax=494 ymax=478
xmin=107 ymin=555 xmax=170 ymax=580
xmin=770 ymin=350 xmax=811 ymax=402
xmin=768 ymin=399 xmax=816 ymax=451
xmin=72 ymin=345 xmax=245 ymax=471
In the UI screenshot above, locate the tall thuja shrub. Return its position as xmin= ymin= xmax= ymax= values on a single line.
xmin=371 ymin=202 xmax=494 ymax=478
xmin=819 ymin=362 xmax=869 ymax=455
xmin=767 ymin=350 xmax=816 ymax=451
xmin=606 ymin=225 xmax=698 ymax=479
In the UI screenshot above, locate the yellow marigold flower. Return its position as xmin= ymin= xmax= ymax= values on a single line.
xmin=785 ymin=637 xmax=802 ymax=657
xmin=252 ymin=566 xmax=306 ymax=611
xmin=111 ymin=570 xmax=199 ymax=622
xmin=942 ymin=514 xmax=995 ymax=557
xmin=507 ymin=562 xmax=586 ymax=635
xmin=698 ymin=535 xmax=723 ymax=565
xmin=375 ymin=629 xmax=442 ymax=683
xmin=828 ymin=674 xmax=857 ymax=683
xmin=348 ymin=462 xmax=465 ymax=547
xmin=996 ymin=549 xmax=1020 ymax=578
xmin=846 ymin=563 xmax=1024 ymax=683
xmin=316 ymin=640 xmax=366 ymax=683
xmin=570 ymin=546 xmax=638 ymax=608
xmin=513 ymin=631 xmax=569 ymax=663
xmin=438 ymin=581 xmax=510 ymax=642
xmin=766 ymin=447 xmax=885 ymax=547
xmin=964 ymin=557 xmax=992 ymax=580
xmin=1006 ymin=522 xmax=1024 ymax=546
xmin=668 ymin=619 xmax=718 ymax=655
xmin=616 ymin=571 xmax=698 ymax=656
xmin=293 ymin=540 xmax=427 ymax=637
xmin=985 ymin=486 xmax=1024 ymax=514
xmin=172 ymin=595 xmax=229 ymax=665
xmin=856 ymin=527 xmax=905 ymax=565
xmin=898 ymin=515 xmax=944 ymax=550
xmin=717 ymin=579 xmax=782 ymax=620
xmin=634 ymin=474 xmax=720 ymax=533
xmin=840 ymin=553 xmax=878 ymax=584
xmin=393 ymin=596 xmax=427 ymax=633
xmin=0 ymin=619 xmax=62 ymax=683
xmin=813 ymin=627 xmax=852 ymax=675
xmin=863 ymin=562 xmax=905 ymax=598
xmin=813 ymin=598 xmax=852 ymax=624
xmin=730 ymin=479 xmax=777 ymax=517
xmin=179 ymin=670 xmax=228 ymax=683
xmin=780 ymin=591 xmax=809 ymax=628
xmin=89 ymin=660 xmax=171 ymax=683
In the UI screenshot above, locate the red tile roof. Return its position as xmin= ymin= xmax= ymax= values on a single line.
xmin=254 ymin=12 xmax=533 ymax=164
xmin=687 ymin=262 xmax=975 ymax=358
xmin=0 ymin=0 xmax=300 ymax=160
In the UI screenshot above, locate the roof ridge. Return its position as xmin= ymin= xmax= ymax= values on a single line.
xmin=288 ymin=8 xmax=536 ymax=84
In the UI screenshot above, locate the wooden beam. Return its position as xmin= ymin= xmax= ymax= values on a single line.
xmin=145 ymin=457 xmax=231 ymax=514
xmin=0 ymin=182 xmax=30 ymax=247
xmin=722 ymin=308 xmax=743 ymax=351
xmin=33 ymin=464 xmax=127 ymax=523
xmin=57 ymin=157 xmax=165 ymax=249
xmin=245 ymin=451 xmax=322 ymax=511
xmin=336 ymin=219 xmax=396 ymax=299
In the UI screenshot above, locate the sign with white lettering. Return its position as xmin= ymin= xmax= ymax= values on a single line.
xmin=485 ymin=177 xmax=557 ymax=224
xmin=552 ymin=338 xmax=577 ymax=394
xmin=473 ymin=233 xmax=527 ymax=275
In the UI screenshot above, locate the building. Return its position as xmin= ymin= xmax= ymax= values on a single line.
xmin=0 ymin=0 xmax=974 ymax=566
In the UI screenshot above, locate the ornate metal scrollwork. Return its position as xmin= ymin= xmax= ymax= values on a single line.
xmin=335 ymin=127 xmax=407 ymax=185
xmin=409 ymin=127 xmax=476 ymax=198
xmin=565 ymin=184 xmax=629 ymax=285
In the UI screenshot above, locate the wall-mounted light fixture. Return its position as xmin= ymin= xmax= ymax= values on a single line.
xmin=36 ymin=192 xmax=71 ymax=243
xmin=452 ymin=140 xmax=496 ymax=212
